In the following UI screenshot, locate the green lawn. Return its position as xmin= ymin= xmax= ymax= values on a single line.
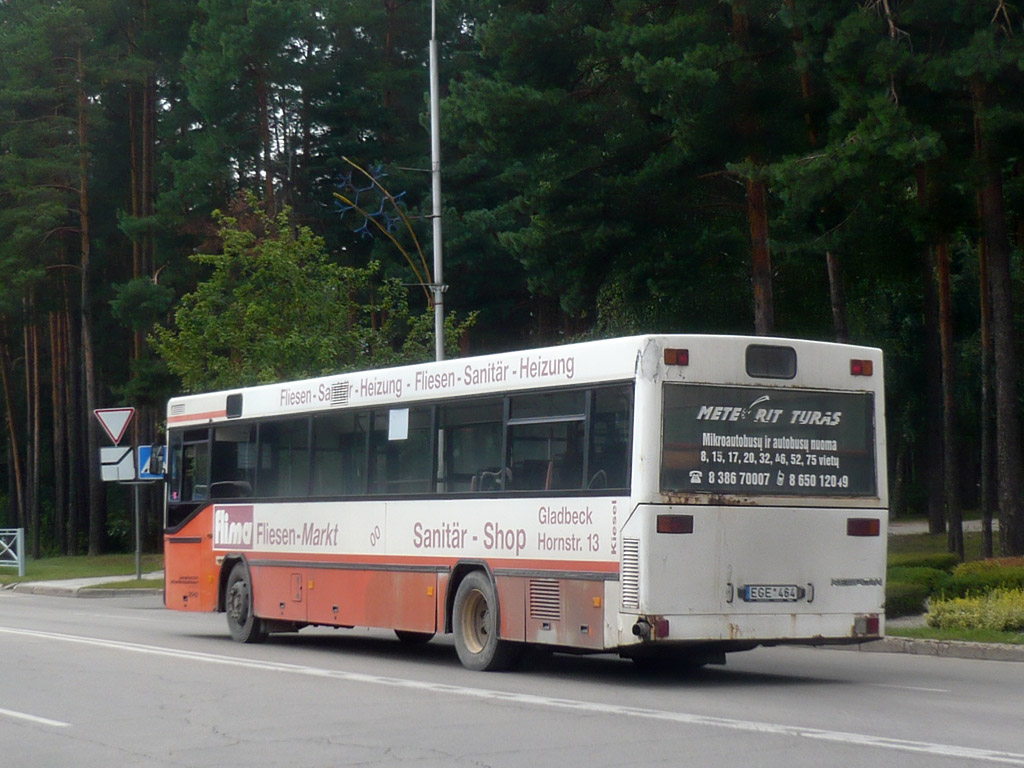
xmin=0 ymin=553 xmax=163 ymax=586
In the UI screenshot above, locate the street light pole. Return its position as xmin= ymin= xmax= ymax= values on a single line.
xmin=429 ymin=0 xmax=445 ymax=361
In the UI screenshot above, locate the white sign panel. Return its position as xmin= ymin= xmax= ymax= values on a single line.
xmin=100 ymin=446 xmax=135 ymax=482
xmin=94 ymin=408 xmax=135 ymax=445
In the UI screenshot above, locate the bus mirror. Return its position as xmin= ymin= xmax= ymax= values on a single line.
xmin=147 ymin=445 xmax=166 ymax=477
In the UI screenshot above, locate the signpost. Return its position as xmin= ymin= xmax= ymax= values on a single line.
xmin=93 ymin=407 xmax=160 ymax=580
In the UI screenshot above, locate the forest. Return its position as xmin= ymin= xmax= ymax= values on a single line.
xmin=1 ymin=0 xmax=1023 ymax=559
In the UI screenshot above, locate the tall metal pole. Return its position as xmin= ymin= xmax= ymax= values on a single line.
xmin=429 ymin=0 xmax=445 ymax=361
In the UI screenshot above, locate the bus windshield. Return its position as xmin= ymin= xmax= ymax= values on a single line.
xmin=661 ymin=384 xmax=876 ymax=497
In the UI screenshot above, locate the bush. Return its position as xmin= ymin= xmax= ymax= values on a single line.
xmin=887 ymin=566 xmax=949 ymax=592
xmin=943 ymin=566 xmax=1024 ymax=599
xmin=885 ymin=581 xmax=931 ymax=619
xmin=888 ymin=552 xmax=960 ymax=572
xmin=952 ymin=557 xmax=1024 ymax=576
xmin=927 ymin=589 xmax=1024 ymax=632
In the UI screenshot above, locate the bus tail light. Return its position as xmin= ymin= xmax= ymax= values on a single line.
xmin=664 ymin=348 xmax=689 ymax=366
xmin=854 ymin=614 xmax=880 ymax=635
xmin=847 ymin=517 xmax=880 ymax=537
xmin=657 ymin=514 xmax=694 ymax=534
xmin=850 ymin=359 xmax=873 ymax=376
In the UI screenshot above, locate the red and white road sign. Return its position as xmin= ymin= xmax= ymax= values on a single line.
xmin=94 ymin=407 xmax=135 ymax=445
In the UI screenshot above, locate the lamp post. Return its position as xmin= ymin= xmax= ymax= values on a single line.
xmin=429 ymin=0 xmax=445 ymax=361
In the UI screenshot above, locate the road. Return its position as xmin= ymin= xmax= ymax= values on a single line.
xmin=1 ymin=590 xmax=1023 ymax=768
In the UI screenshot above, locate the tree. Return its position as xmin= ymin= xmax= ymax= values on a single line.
xmin=152 ymin=199 xmax=472 ymax=392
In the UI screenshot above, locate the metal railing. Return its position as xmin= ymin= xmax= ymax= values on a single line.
xmin=0 ymin=528 xmax=25 ymax=577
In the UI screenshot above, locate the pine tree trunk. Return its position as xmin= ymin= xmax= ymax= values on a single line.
xmin=974 ymin=77 xmax=1024 ymax=556
xmin=977 ymin=200 xmax=996 ymax=559
xmin=936 ymin=238 xmax=963 ymax=558
xmin=78 ymin=45 xmax=105 ymax=556
xmin=922 ymin=243 xmax=945 ymax=535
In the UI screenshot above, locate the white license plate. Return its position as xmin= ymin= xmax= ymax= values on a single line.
xmin=743 ymin=584 xmax=802 ymax=602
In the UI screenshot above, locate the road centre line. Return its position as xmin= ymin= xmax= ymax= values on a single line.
xmin=0 ymin=626 xmax=1021 ymax=765
xmin=0 ymin=706 xmax=70 ymax=728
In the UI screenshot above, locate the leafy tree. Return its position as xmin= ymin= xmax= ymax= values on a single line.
xmin=152 ymin=200 xmax=473 ymax=392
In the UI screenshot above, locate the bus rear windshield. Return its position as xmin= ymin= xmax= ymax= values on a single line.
xmin=661 ymin=384 xmax=876 ymax=497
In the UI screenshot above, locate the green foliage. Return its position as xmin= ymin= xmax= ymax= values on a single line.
xmin=885 ymin=581 xmax=931 ymax=619
xmin=888 ymin=552 xmax=960 ymax=571
xmin=943 ymin=567 xmax=1024 ymax=599
xmin=152 ymin=200 xmax=473 ymax=392
xmin=927 ymin=589 xmax=1024 ymax=632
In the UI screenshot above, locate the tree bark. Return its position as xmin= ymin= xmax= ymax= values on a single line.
xmin=974 ymin=77 xmax=1024 ymax=556
xmin=935 ymin=237 xmax=963 ymax=558
xmin=78 ymin=45 xmax=105 ymax=556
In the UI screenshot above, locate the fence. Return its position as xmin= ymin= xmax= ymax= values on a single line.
xmin=0 ymin=528 xmax=25 ymax=577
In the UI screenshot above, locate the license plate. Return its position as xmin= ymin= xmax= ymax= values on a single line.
xmin=743 ymin=584 xmax=802 ymax=602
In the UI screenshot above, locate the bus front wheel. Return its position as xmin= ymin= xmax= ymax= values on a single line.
xmin=225 ymin=562 xmax=268 ymax=644
xmin=452 ymin=571 xmax=520 ymax=671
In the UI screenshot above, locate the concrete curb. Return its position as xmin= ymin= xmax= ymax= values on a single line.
xmin=837 ymin=636 xmax=1024 ymax=663
xmin=6 ymin=582 xmax=163 ymax=598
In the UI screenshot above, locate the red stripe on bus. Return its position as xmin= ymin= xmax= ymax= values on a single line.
xmin=167 ymin=410 xmax=227 ymax=424
xmin=236 ymin=550 xmax=619 ymax=573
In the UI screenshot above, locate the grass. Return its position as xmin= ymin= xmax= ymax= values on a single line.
xmin=0 ymin=553 xmax=163 ymax=586
xmin=886 ymin=524 xmax=1024 ymax=644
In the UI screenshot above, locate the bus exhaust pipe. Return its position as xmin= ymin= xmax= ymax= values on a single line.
xmin=632 ymin=619 xmax=651 ymax=640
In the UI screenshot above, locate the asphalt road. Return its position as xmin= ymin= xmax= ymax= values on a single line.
xmin=2 ymin=590 xmax=1023 ymax=768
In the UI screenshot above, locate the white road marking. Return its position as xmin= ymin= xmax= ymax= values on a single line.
xmin=0 ymin=706 xmax=70 ymax=728
xmin=871 ymin=683 xmax=950 ymax=693
xmin=1 ymin=626 xmax=1021 ymax=764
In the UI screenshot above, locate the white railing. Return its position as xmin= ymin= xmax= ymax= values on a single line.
xmin=0 ymin=528 xmax=25 ymax=577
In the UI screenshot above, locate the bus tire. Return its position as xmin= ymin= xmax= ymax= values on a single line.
xmin=452 ymin=571 xmax=520 ymax=671
xmin=225 ymin=562 xmax=268 ymax=644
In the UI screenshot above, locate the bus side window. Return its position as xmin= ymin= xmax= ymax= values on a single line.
xmin=438 ymin=398 xmax=504 ymax=493
xmin=209 ymin=424 xmax=256 ymax=499
xmin=507 ymin=390 xmax=585 ymax=491
xmin=256 ymin=418 xmax=311 ymax=498
xmin=311 ymin=411 xmax=369 ymax=496
xmin=369 ymin=407 xmax=434 ymax=494
xmin=588 ymin=385 xmax=633 ymax=490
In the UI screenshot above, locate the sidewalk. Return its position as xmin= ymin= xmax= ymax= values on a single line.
xmin=5 ymin=571 xmax=164 ymax=598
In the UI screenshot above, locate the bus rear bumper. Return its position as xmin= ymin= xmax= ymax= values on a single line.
xmin=619 ymin=611 xmax=884 ymax=649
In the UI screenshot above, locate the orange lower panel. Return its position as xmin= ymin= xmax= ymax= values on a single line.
xmin=164 ymin=535 xmax=218 ymax=613
xmin=251 ymin=566 xmax=440 ymax=633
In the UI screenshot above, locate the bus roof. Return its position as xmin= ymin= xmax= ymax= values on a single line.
xmin=166 ymin=334 xmax=882 ymax=427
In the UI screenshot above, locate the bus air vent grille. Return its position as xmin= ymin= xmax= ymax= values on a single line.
xmin=529 ymin=579 xmax=562 ymax=621
xmin=330 ymin=381 xmax=351 ymax=406
xmin=621 ymin=538 xmax=640 ymax=610
xmin=170 ymin=403 xmax=186 ymax=416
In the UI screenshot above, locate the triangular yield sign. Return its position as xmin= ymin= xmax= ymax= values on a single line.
xmin=94 ymin=407 xmax=135 ymax=445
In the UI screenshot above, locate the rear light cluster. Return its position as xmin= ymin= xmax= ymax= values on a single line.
xmin=664 ymin=348 xmax=689 ymax=366
xmin=847 ymin=517 xmax=881 ymax=537
xmin=656 ymin=514 xmax=694 ymax=534
xmin=850 ymin=359 xmax=873 ymax=376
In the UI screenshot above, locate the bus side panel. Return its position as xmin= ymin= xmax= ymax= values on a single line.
xmin=496 ymin=576 xmax=526 ymax=642
xmin=164 ymin=508 xmax=218 ymax=613
xmin=523 ymin=578 xmax=605 ymax=650
xmin=303 ymin=568 xmax=438 ymax=633
xmin=252 ymin=565 xmax=307 ymax=623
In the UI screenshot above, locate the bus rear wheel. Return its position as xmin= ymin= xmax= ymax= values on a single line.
xmin=225 ymin=562 xmax=268 ymax=644
xmin=452 ymin=571 xmax=520 ymax=671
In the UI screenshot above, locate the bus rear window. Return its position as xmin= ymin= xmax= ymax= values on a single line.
xmin=661 ymin=384 xmax=876 ymax=497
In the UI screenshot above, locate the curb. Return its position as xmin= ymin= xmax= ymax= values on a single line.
xmin=6 ymin=582 xmax=163 ymax=598
xmin=833 ymin=636 xmax=1024 ymax=663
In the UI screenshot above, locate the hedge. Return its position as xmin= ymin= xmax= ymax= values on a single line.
xmin=927 ymin=589 xmax=1024 ymax=632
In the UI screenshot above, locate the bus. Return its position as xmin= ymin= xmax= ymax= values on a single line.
xmin=162 ymin=334 xmax=887 ymax=671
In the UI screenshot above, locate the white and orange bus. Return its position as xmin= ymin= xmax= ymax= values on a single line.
xmin=162 ymin=334 xmax=887 ymax=670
